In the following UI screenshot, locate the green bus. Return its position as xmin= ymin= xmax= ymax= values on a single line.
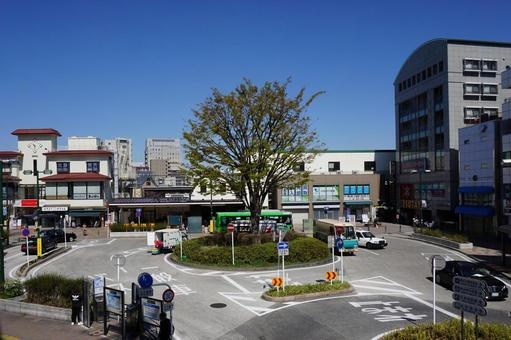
xmin=215 ymin=210 xmax=293 ymax=233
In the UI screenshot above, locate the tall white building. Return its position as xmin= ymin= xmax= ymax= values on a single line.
xmin=145 ymin=138 xmax=181 ymax=167
xmin=101 ymin=138 xmax=135 ymax=198
xmin=68 ymin=136 xmax=100 ymax=150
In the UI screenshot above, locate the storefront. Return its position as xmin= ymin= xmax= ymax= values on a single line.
xmin=69 ymin=209 xmax=107 ymax=228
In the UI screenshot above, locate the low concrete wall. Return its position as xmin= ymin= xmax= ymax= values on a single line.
xmin=411 ymin=233 xmax=473 ymax=250
xmin=110 ymin=231 xmax=147 ymax=238
xmin=0 ymin=298 xmax=70 ymax=321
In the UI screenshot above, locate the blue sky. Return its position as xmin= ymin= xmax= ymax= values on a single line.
xmin=1 ymin=1 xmax=510 ymax=161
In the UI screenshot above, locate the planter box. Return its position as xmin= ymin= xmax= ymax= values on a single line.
xmin=0 ymin=298 xmax=70 ymax=321
xmin=411 ymin=233 xmax=473 ymax=250
xmin=262 ymin=286 xmax=355 ymax=302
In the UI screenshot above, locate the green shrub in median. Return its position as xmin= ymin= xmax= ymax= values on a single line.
xmin=0 ymin=280 xmax=25 ymax=299
xmin=416 ymin=228 xmax=469 ymax=243
xmin=266 ymin=281 xmax=351 ymax=297
xmin=24 ymin=273 xmax=83 ymax=308
xmin=173 ymin=235 xmax=329 ymax=267
xmin=110 ymin=223 xmax=168 ymax=232
xmin=383 ymin=319 xmax=511 ymax=340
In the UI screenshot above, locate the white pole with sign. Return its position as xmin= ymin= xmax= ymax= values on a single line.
xmin=433 ymin=257 xmax=436 ymax=324
xmin=63 ymin=215 xmax=67 ymax=249
xmin=180 ymin=230 xmax=183 ymax=260
xmin=231 ymin=231 xmax=235 ymax=265
xmin=282 ymin=247 xmax=285 ymax=291
xmin=26 ymin=236 xmax=29 ymax=268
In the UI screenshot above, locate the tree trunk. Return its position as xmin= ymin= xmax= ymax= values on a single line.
xmin=250 ymin=203 xmax=262 ymax=244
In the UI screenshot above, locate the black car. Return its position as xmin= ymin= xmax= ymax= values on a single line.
xmin=434 ymin=261 xmax=508 ymax=300
xmin=40 ymin=229 xmax=77 ymax=243
xmin=21 ymin=236 xmax=57 ymax=255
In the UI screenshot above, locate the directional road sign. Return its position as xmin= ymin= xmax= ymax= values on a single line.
xmin=163 ymin=302 xmax=174 ymax=312
xmin=272 ymin=277 xmax=283 ymax=287
xmin=162 ymin=288 xmax=175 ymax=303
xmin=453 ymin=276 xmax=487 ymax=290
xmin=325 ymin=271 xmax=337 ymax=280
xmin=452 ymin=301 xmax=488 ymax=316
xmin=137 ymin=287 xmax=154 ymax=298
xmin=138 ymin=272 xmax=154 ymax=289
xmin=335 ymin=237 xmax=344 ymax=249
xmin=452 ymin=292 xmax=487 ymax=307
xmin=452 ymin=275 xmax=488 ymax=316
xmin=278 ymin=248 xmax=289 ymax=256
xmin=277 ymin=242 xmax=289 ymax=250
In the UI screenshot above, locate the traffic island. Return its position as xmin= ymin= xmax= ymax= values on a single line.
xmin=261 ymin=281 xmax=354 ymax=302
xmin=16 ymin=247 xmax=70 ymax=278
xmin=381 ymin=319 xmax=511 ymax=339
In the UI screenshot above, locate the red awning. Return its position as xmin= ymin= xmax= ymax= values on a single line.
xmin=0 ymin=151 xmax=22 ymax=159
xmin=41 ymin=172 xmax=111 ymax=182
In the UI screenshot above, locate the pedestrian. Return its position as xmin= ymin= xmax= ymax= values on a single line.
xmin=71 ymin=290 xmax=82 ymax=325
xmin=158 ymin=312 xmax=171 ymax=339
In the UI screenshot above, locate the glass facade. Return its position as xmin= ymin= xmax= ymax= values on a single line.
xmin=281 ymin=184 xmax=308 ymax=202
xmin=312 ymin=185 xmax=339 ymax=201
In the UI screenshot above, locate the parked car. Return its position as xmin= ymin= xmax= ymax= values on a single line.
xmin=21 ymin=236 xmax=57 ymax=255
xmin=40 ymin=228 xmax=77 ymax=243
xmin=355 ymin=230 xmax=388 ymax=249
xmin=434 ymin=261 xmax=508 ymax=300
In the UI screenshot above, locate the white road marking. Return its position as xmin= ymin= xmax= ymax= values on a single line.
xmin=359 ymin=248 xmax=380 ymax=256
xmin=351 ymin=284 xmax=421 ymax=295
xmin=227 ymin=295 xmax=256 ymax=302
xmin=388 ymin=235 xmax=473 ymax=262
xmin=5 ymin=253 xmax=22 ymax=261
xmin=9 ymin=263 xmax=24 ymax=279
xmin=222 ymin=275 xmax=250 ymax=293
xmin=404 ymin=292 xmax=460 ymax=319
xmin=202 ymin=271 xmax=224 ymax=276
xmin=120 ymin=267 xmax=128 ymax=273
xmin=141 ymin=266 xmax=159 ymax=270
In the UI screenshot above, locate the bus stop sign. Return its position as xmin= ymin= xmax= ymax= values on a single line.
xmin=138 ymin=272 xmax=154 ymax=289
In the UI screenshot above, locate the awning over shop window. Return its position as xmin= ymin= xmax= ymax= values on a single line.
xmin=454 ymin=206 xmax=495 ymax=217
xmin=458 ymin=186 xmax=494 ymax=194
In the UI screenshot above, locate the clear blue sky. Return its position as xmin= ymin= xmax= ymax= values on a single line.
xmin=1 ymin=1 xmax=510 ymax=161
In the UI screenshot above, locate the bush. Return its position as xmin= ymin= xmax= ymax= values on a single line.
xmin=416 ymin=228 xmax=469 ymax=243
xmin=110 ymin=223 xmax=167 ymax=232
xmin=0 ymin=280 xmax=25 ymax=298
xmin=383 ymin=319 xmax=511 ymax=340
xmin=173 ymin=235 xmax=329 ymax=267
xmin=266 ymin=281 xmax=351 ymax=297
xmin=24 ymin=273 xmax=83 ymax=308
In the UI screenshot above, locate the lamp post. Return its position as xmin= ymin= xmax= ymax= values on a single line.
xmin=410 ymin=168 xmax=431 ymax=226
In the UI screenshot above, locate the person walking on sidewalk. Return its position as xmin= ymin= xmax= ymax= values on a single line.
xmin=71 ymin=290 xmax=82 ymax=325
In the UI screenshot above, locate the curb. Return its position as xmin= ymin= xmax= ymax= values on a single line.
xmin=261 ymin=286 xmax=355 ymax=302
xmin=16 ymin=247 xmax=70 ymax=278
xmin=168 ymin=254 xmax=333 ymax=272
xmin=0 ymin=298 xmax=71 ymax=321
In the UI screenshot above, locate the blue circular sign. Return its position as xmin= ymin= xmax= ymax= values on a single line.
xmin=22 ymin=228 xmax=30 ymax=237
xmin=162 ymin=288 xmax=175 ymax=303
xmin=138 ymin=272 xmax=153 ymax=289
xmin=336 ymin=237 xmax=344 ymax=249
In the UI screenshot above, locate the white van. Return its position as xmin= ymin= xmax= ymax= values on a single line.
xmin=147 ymin=229 xmax=182 ymax=254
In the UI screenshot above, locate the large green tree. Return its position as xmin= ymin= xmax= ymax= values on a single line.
xmin=183 ymin=79 xmax=323 ymax=232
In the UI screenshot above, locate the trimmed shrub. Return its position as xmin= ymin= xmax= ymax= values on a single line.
xmin=416 ymin=228 xmax=469 ymax=243
xmin=0 ymin=280 xmax=25 ymax=298
xmin=110 ymin=223 xmax=167 ymax=232
xmin=266 ymin=281 xmax=351 ymax=297
xmin=173 ymin=235 xmax=329 ymax=267
xmin=383 ymin=319 xmax=511 ymax=340
xmin=24 ymin=273 xmax=83 ymax=308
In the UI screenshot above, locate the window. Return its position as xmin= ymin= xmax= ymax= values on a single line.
xmin=464 ymin=83 xmax=480 ymax=95
xmin=482 ymin=60 xmax=497 ymax=71
xmin=427 ymin=67 xmax=432 ymax=78
xmin=481 ymin=162 xmax=488 ymax=169
xmin=416 ymin=73 xmax=421 ymax=82
xmin=312 ymin=185 xmax=339 ymax=201
xmin=364 ymin=161 xmax=376 ymax=171
xmin=438 ymin=61 xmax=444 ymax=72
xmin=45 ymin=183 xmax=70 ymax=200
xmin=482 ymin=84 xmax=498 ymax=95
xmin=433 ymin=64 xmax=438 ymax=74
xmin=293 ymin=162 xmax=305 ymax=172
xmin=422 ymin=70 xmax=426 ymax=80
xmin=412 ymin=75 xmax=416 ymax=85
xmin=328 ymin=161 xmax=340 ymax=172
xmin=464 ymin=107 xmax=481 ymax=124
xmin=398 ymin=83 xmax=402 ymax=92
xmin=282 ymin=184 xmax=309 ymax=203
xmin=464 ymin=59 xmax=480 ymax=71
xmin=343 ymin=185 xmax=370 ymax=195
xmin=464 ymin=164 xmax=471 ymax=170
xmin=86 ymin=161 xmax=100 ymax=173
xmin=56 ymin=162 xmax=70 ymax=174
xmin=72 ymin=182 xmax=103 ymax=200
xmin=407 ymin=78 xmax=411 ymax=87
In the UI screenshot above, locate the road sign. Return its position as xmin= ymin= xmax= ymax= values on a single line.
xmin=335 ymin=237 xmax=344 ymax=249
xmin=327 ymin=236 xmax=334 ymax=248
xmin=93 ymin=276 xmax=105 ymax=296
xmin=137 ymin=287 xmax=154 ymax=298
xmin=278 ymin=248 xmax=289 ymax=256
xmin=431 ymin=255 xmax=446 ymax=271
xmin=325 ymin=271 xmax=337 ymax=280
xmin=452 ymin=301 xmax=487 ymax=316
xmin=453 ymin=276 xmax=487 ymax=290
xmin=135 ymin=208 xmax=142 ymax=218
xmin=138 ymin=272 xmax=154 ymax=289
xmin=277 ymin=242 xmax=289 ymax=250
xmin=163 ymin=302 xmax=174 ymax=312
xmin=453 ymin=285 xmax=486 ymax=299
xmin=227 ymin=223 xmax=235 ymax=232
xmin=272 ymin=277 xmax=283 ymax=287
xmin=111 ymin=254 xmax=126 ymax=267
xmin=22 ymin=228 xmax=29 ymax=237
xmin=162 ymin=288 xmax=175 ymax=303
xmin=452 ymin=292 xmax=487 ymax=307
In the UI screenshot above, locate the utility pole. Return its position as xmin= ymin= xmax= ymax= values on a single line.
xmin=0 ymin=161 xmax=5 ymax=287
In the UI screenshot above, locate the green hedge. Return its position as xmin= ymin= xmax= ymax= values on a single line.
xmin=109 ymin=223 xmax=168 ymax=232
xmin=266 ymin=281 xmax=351 ymax=297
xmin=172 ymin=235 xmax=329 ymax=267
xmin=383 ymin=319 xmax=511 ymax=340
xmin=24 ymin=273 xmax=83 ymax=308
xmin=0 ymin=280 xmax=25 ymax=299
xmin=416 ymin=228 xmax=469 ymax=243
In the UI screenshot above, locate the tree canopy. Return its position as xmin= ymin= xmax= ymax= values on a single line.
xmin=183 ymin=78 xmax=323 ymax=231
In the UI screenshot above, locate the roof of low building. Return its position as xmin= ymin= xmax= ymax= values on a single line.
xmin=44 ymin=150 xmax=113 ymax=156
xmin=11 ymin=128 xmax=61 ymax=136
xmin=40 ymin=172 xmax=111 ymax=182
xmin=0 ymin=151 xmax=23 ymax=158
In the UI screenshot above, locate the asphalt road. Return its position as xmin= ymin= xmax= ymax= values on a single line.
xmin=6 ymin=234 xmax=511 ymax=340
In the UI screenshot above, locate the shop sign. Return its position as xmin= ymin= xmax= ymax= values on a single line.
xmin=344 ymin=194 xmax=370 ymax=201
xmin=401 ymin=200 xmax=421 ymax=209
xmin=21 ymin=199 xmax=38 ymax=207
xmin=42 ymin=206 xmax=68 ymax=212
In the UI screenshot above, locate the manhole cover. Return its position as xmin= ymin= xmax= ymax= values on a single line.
xmin=210 ymin=303 xmax=227 ymax=308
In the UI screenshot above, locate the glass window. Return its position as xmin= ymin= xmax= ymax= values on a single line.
xmin=328 ymin=162 xmax=340 ymax=172
xmin=407 ymin=79 xmax=411 ymax=87
xmin=46 ymin=184 xmax=57 ymax=199
xmin=433 ymin=64 xmax=438 ymax=74
xmin=73 ymin=182 xmax=87 ymax=199
xmin=312 ymin=185 xmax=339 ymax=201
xmin=416 ymin=73 xmax=421 ymax=82
xmin=282 ymin=184 xmax=308 ymax=202
xmin=482 ymin=84 xmax=498 ymax=95
xmin=86 ymin=161 xmax=100 ymax=173
xmin=422 ymin=70 xmax=426 ymax=80
xmin=364 ymin=161 xmax=376 ymax=171
xmin=464 ymin=59 xmax=480 ymax=71
xmin=56 ymin=162 xmax=70 ymax=174
xmin=482 ymin=108 xmax=498 ymax=120
xmin=464 ymin=83 xmax=481 ymax=95
xmin=363 ymin=185 xmax=370 ymax=194
xmin=412 ymin=75 xmax=416 ymax=85
xmin=482 ymin=60 xmax=497 ymax=71
xmin=398 ymin=83 xmax=402 ymax=92
xmin=438 ymin=61 xmax=444 ymax=72
xmin=427 ymin=67 xmax=432 ymax=78
xmin=87 ymin=183 xmax=101 ymax=199
xmin=356 ymin=185 xmax=363 ymax=194
xmin=464 ymin=107 xmax=481 ymax=124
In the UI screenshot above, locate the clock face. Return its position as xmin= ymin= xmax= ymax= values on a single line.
xmin=27 ymin=141 xmax=43 ymax=154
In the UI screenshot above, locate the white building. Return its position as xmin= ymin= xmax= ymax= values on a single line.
xmin=101 ymin=138 xmax=135 ymax=198
xmin=145 ymin=138 xmax=181 ymax=167
xmin=68 ymin=136 xmax=100 ymax=150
